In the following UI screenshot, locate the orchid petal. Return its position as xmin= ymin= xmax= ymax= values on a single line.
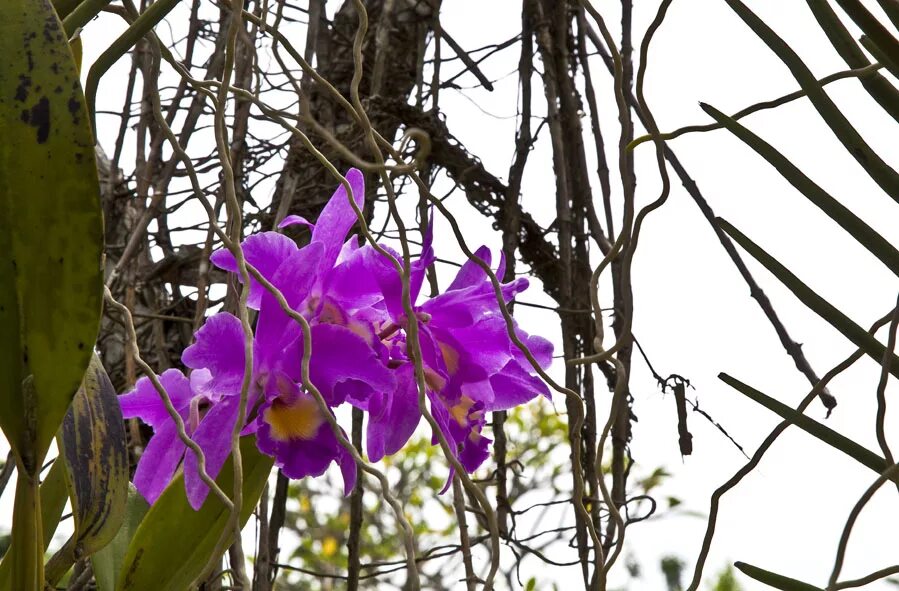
xmin=254 ymin=241 xmax=324 ymax=365
xmin=183 ymin=397 xmax=241 ymax=510
xmin=311 ymin=168 xmax=365 ymax=270
xmin=487 ymin=361 xmax=551 ymax=411
xmin=367 ymin=364 xmax=421 ymax=462
xmin=447 ymin=246 xmax=492 ymax=292
xmin=132 ymin=420 xmax=188 ymax=505
xmin=304 ymin=323 xmax=396 ymax=407
xmin=210 ymin=232 xmax=298 ymax=309
xmin=119 ymin=369 xmax=193 ymax=428
xmin=182 ymin=313 xmax=247 ymax=397
xmin=278 ymin=215 xmax=315 ymax=231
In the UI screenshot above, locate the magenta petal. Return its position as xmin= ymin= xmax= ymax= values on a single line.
xmin=306 ymin=323 xmax=396 ymax=406
xmin=421 ymin=277 xmax=528 ymax=328
xmin=362 ymin=243 xmax=409 ymax=323
xmin=447 ymin=246 xmax=491 ymax=292
xmin=434 ymin=319 xmax=512 ymax=377
xmin=183 ymin=397 xmax=241 ymax=510
xmin=132 ymin=420 xmax=187 ymax=505
xmin=429 ymin=394 xmax=490 ymax=479
xmin=210 ymin=233 xmax=298 ymax=309
xmin=325 ymin=244 xmax=385 ymax=314
xmin=458 ymin=430 xmax=491 ymax=473
xmin=311 ymin=169 xmax=365 ymax=270
xmin=182 ymin=313 xmax=247 ymax=395
xmin=254 ymin=242 xmax=324 ymax=364
xmin=367 ymin=364 xmax=421 ymax=462
xmin=119 ymin=369 xmax=193 ymax=428
xmin=487 ymin=361 xmax=550 ymax=411
xmin=338 ymin=446 xmax=357 ymax=495
xmin=516 ymin=332 xmax=554 ymax=369
xmin=278 ymin=215 xmax=315 ymax=231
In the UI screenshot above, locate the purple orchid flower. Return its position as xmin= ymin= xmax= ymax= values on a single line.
xmin=364 ymin=240 xmax=553 ymax=475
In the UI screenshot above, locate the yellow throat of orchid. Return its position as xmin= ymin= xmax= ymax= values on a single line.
xmin=265 ymin=396 xmax=325 ymax=441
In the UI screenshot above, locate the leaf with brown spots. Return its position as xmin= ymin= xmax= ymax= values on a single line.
xmin=0 ymin=0 xmax=103 ymax=587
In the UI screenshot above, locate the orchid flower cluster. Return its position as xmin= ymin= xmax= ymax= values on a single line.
xmin=118 ymin=169 xmax=552 ymax=509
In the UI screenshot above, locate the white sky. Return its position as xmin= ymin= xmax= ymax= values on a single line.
xmin=4 ymin=1 xmax=899 ymax=589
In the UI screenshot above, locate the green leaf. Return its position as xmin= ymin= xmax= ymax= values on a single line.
xmin=45 ymin=354 xmax=129 ymax=586
xmin=0 ymin=0 xmax=104 ymax=477
xmin=0 ymin=459 xmax=69 ymax=591
xmin=734 ymin=562 xmax=823 ymax=591
xmin=701 ymin=103 xmax=899 ymax=277
xmin=84 ymin=0 xmax=181 ymax=127
xmin=62 ymin=0 xmax=115 ymax=37
xmin=859 ymin=35 xmax=899 ymax=80
xmin=92 ymin=486 xmax=149 ymax=591
xmin=0 ymin=3 xmax=103 ymax=587
xmin=60 ymin=354 xmax=129 ymax=555
xmin=718 ymin=219 xmax=899 ymax=376
xmin=805 ymin=0 xmax=899 ymax=123
xmin=116 ymin=438 xmax=273 ymax=591
xmin=720 ymin=374 xmax=895 ymax=480
xmin=50 ymin=0 xmax=82 ymax=17
xmin=831 ymin=0 xmax=899 ymax=76
xmin=721 ymin=0 xmax=899 ymax=201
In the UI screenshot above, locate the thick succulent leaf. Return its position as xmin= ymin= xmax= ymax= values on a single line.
xmin=0 ymin=0 xmax=104 ymax=476
xmin=721 ymin=0 xmax=899 ymax=202
xmin=719 ymin=374 xmax=895 ymax=480
xmin=116 ymin=438 xmax=273 ymax=591
xmin=719 ymin=219 xmax=899 ymax=376
xmin=0 ymin=459 xmax=69 ymax=590
xmin=91 ymin=486 xmax=149 ymax=591
xmin=734 ymin=562 xmax=823 ymax=591
xmin=702 ymin=104 xmax=899 ymax=277
xmin=60 ymin=354 xmax=129 ymax=555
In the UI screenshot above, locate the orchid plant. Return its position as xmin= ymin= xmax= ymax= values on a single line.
xmin=118 ymin=169 xmax=553 ymax=509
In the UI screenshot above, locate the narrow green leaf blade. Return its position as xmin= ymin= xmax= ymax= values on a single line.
xmin=719 ymin=373 xmax=892 ymax=477
xmin=735 ymin=562 xmax=823 ymax=591
xmin=718 ymin=218 xmax=899 ymax=376
xmin=832 ymin=0 xmax=899 ymax=74
xmin=806 ymin=0 xmax=899 ymax=123
xmin=0 ymin=0 xmax=104 ymax=475
xmin=116 ymin=438 xmax=273 ymax=591
xmin=701 ymin=103 xmax=899 ymax=277
xmin=722 ymin=0 xmax=899 ymax=201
